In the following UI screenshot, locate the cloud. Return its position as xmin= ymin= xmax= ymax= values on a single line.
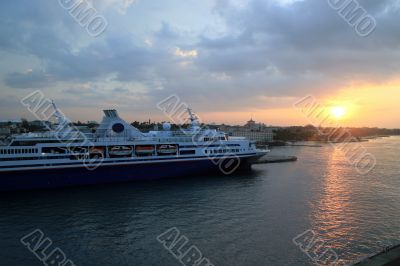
xmin=4 ymin=70 xmax=53 ymax=89
xmin=0 ymin=0 xmax=400 ymax=126
xmin=174 ymin=47 xmax=198 ymax=58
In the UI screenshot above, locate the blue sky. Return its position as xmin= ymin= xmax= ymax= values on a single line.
xmin=1 ymin=0 xmax=399 ymax=127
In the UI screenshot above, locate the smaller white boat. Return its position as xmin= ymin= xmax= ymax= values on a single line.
xmin=135 ymin=145 xmax=155 ymax=155
xmin=109 ymin=146 xmax=133 ymax=157
xmin=157 ymin=144 xmax=178 ymax=155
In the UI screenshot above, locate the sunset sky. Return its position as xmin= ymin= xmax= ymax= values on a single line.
xmin=0 ymin=0 xmax=399 ymax=128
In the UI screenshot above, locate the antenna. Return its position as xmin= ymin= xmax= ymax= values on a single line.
xmin=51 ymin=101 xmax=71 ymax=131
xmin=187 ymin=108 xmax=196 ymax=122
xmin=187 ymin=108 xmax=200 ymax=129
xmin=52 ymin=101 xmax=64 ymax=121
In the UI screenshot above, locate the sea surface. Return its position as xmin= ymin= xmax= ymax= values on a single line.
xmin=1 ymin=136 xmax=400 ymax=266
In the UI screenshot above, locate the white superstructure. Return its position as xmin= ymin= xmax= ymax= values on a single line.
xmin=0 ymin=104 xmax=268 ymax=171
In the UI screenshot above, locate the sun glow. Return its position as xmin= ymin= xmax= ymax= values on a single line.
xmin=330 ymin=106 xmax=347 ymax=119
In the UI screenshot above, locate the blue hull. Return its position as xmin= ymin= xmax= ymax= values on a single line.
xmin=0 ymin=156 xmax=254 ymax=191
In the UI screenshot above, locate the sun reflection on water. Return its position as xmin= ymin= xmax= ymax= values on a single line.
xmin=311 ymin=146 xmax=358 ymax=261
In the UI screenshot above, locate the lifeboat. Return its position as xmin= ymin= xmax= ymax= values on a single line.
xmin=135 ymin=145 xmax=155 ymax=155
xmin=89 ymin=147 xmax=104 ymax=159
xmin=157 ymin=144 xmax=178 ymax=155
xmin=90 ymin=147 xmax=104 ymax=154
xmin=108 ymin=146 xmax=133 ymax=157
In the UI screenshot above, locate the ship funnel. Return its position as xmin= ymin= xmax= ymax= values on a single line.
xmin=103 ymin=109 xmax=119 ymax=118
xmin=96 ymin=109 xmax=145 ymax=138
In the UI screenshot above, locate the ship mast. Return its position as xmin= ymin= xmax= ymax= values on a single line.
xmin=187 ymin=108 xmax=200 ymax=131
xmin=51 ymin=101 xmax=73 ymax=135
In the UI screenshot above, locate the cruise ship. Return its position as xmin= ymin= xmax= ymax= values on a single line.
xmin=0 ymin=104 xmax=268 ymax=191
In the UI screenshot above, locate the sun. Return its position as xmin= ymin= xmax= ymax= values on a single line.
xmin=330 ymin=106 xmax=347 ymax=119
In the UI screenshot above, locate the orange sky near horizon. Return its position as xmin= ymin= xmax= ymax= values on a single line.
xmin=198 ymin=82 xmax=400 ymax=128
xmin=8 ymin=81 xmax=399 ymax=129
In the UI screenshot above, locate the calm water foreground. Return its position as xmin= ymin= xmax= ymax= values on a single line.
xmin=1 ymin=137 xmax=400 ymax=266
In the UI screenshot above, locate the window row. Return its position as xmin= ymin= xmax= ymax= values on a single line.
xmin=0 ymin=148 xmax=38 ymax=155
xmin=205 ymin=149 xmax=242 ymax=154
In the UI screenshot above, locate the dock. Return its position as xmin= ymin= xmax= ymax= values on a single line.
xmin=353 ymin=244 xmax=400 ymax=266
xmin=286 ymin=144 xmax=323 ymax=147
xmin=254 ymin=155 xmax=298 ymax=164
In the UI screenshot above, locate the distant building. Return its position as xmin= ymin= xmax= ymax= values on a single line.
xmin=246 ymin=118 xmax=257 ymax=129
xmin=220 ymin=118 xmax=274 ymax=143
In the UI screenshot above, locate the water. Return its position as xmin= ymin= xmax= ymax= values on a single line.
xmin=1 ymin=136 xmax=400 ymax=265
